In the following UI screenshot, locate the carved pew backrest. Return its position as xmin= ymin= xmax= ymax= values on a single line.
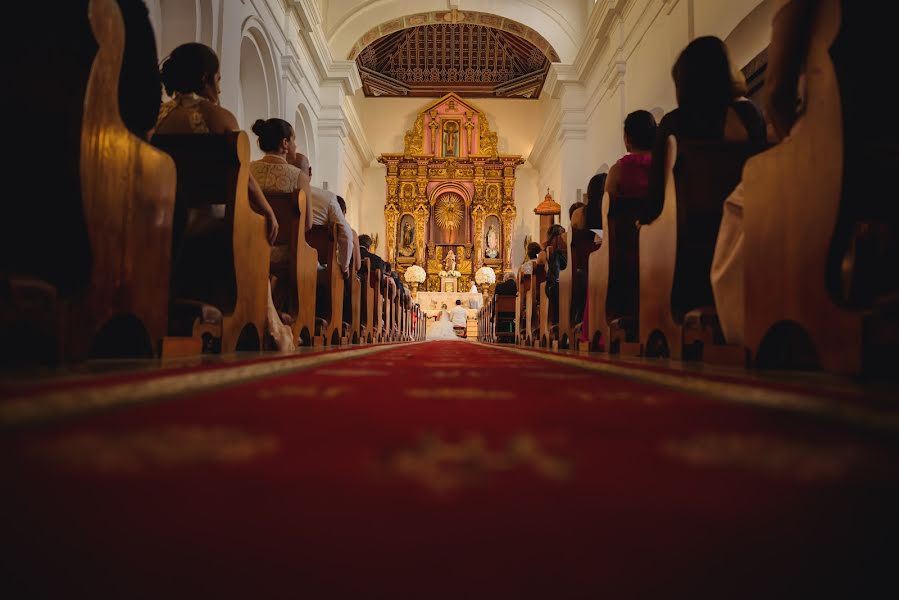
xmin=267 ymin=189 xmax=316 ymax=346
xmin=3 ymin=0 xmax=176 ymax=362
xmin=307 ymin=223 xmax=344 ymax=344
xmin=152 ymin=131 xmax=269 ymax=352
xmin=671 ymin=140 xmax=754 ymax=321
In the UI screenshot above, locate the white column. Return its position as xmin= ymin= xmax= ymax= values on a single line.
xmin=315 ymin=83 xmax=348 ymax=193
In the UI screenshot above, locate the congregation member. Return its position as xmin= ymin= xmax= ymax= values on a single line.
xmin=153 ymin=43 xmax=287 ymax=345
xmin=495 ymin=272 xmax=517 ymax=296
xmin=359 ymin=234 xmax=385 ymax=277
xmin=302 ymin=164 xmax=353 ymax=277
xmin=336 ymin=194 xmax=362 ymax=325
xmin=536 ymin=224 xmax=568 ymax=323
xmin=518 ymin=241 xmax=543 ymax=277
xmin=642 ymin=36 xmax=766 ymax=226
xmin=249 ymin=118 xmax=315 ymax=350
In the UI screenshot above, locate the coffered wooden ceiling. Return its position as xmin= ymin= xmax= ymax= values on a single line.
xmin=357 ymin=23 xmax=553 ymax=99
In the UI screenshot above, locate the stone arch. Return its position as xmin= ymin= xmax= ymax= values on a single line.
xmin=158 ymin=0 xmax=196 ymax=58
xmin=239 ymin=22 xmax=280 ymax=147
xmin=429 ymin=182 xmax=472 ymax=206
xmin=198 ymin=0 xmax=213 ymax=48
xmin=294 ymin=104 xmax=316 ymax=168
xmin=345 ymin=10 xmax=561 ymax=62
xmin=331 ymin=2 xmax=578 ymax=63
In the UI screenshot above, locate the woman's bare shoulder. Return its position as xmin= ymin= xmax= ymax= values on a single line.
xmin=199 ymin=102 xmax=240 ymax=133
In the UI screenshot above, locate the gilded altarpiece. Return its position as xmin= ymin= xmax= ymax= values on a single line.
xmin=379 ymin=93 xmax=523 ymax=292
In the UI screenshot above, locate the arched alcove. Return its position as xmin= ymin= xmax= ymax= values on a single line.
xmin=238 ymin=23 xmax=281 ymax=153
xmin=198 ymin=0 xmax=213 ymax=47
xmin=239 ymin=33 xmax=276 ymax=156
xmin=159 ymin=0 xmax=196 ymax=58
xmin=294 ymin=104 xmax=316 ymax=168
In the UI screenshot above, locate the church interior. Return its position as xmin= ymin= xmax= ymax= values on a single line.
xmin=3 ymin=0 xmax=898 ymax=596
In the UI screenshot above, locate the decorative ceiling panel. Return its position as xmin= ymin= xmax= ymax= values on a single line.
xmin=356 ymin=18 xmax=555 ymax=99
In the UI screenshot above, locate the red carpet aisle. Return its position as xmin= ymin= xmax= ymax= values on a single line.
xmin=3 ymin=342 xmax=897 ymax=598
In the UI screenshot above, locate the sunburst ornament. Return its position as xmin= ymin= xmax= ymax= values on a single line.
xmin=434 ymin=193 xmax=464 ymax=231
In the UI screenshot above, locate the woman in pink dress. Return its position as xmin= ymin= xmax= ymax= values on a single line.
xmin=575 ymin=110 xmax=656 ymax=345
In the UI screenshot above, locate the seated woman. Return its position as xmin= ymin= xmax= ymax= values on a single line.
xmin=536 ymin=224 xmax=568 ymax=323
xmin=579 ymin=111 xmax=657 ymax=344
xmin=518 ymin=241 xmax=543 ymax=278
xmin=154 ymin=43 xmax=290 ymax=349
xmin=249 ymin=117 xmax=314 ymax=349
xmin=642 ymin=36 xmax=766 ymax=226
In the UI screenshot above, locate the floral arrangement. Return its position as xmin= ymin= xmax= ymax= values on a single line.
xmin=438 ymin=270 xmax=461 ymax=278
xmin=474 ymin=266 xmax=496 ymax=285
xmin=404 ymin=265 xmax=426 ymax=284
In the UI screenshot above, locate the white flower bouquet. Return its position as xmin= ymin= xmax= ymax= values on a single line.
xmin=474 ymin=266 xmax=496 ymax=285
xmin=439 ymin=269 xmax=461 ymax=278
xmin=404 ymin=265 xmax=426 ymax=284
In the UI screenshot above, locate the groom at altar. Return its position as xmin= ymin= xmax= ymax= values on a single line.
xmin=450 ymin=299 xmax=468 ymax=328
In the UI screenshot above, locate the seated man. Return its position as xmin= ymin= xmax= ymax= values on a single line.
xmin=450 ymin=299 xmax=468 ymax=336
xmin=494 ymin=271 xmax=517 ymax=296
xmin=300 ymin=156 xmax=353 ymax=276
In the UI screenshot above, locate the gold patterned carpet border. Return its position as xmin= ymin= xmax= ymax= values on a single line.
xmin=484 ymin=344 xmax=899 ymax=434
xmin=0 ymin=344 xmax=408 ymax=429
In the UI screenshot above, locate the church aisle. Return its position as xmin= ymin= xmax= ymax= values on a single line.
xmin=4 ymin=341 xmax=897 ymax=598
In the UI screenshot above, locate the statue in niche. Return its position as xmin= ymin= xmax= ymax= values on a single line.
xmin=443 ymin=121 xmax=460 ymax=157
xmin=444 ymin=248 xmax=456 ymax=272
xmin=464 ymin=111 xmax=475 ymax=154
xmin=398 ymin=220 xmax=415 ymax=257
xmin=485 ymin=223 xmax=499 ymax=259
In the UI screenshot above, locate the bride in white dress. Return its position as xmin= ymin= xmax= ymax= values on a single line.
xmin=426 ymin=303 xmax=462 ymax=341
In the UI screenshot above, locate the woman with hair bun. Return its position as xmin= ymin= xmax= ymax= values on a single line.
xmin=155 ymin=42 xmax=279 ymax=244
xmin=249 ymin=117 xmax=315 ymax=350
xmin=155 ymin=43 xmax=297 ymax=350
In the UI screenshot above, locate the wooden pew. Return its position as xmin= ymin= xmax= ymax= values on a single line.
xmin=349 ymin=272 xmax=362 ymax=344
xmin=556 ymin=240 xmax=573 ymax=349
xmin=586 ymin=191 xmax=644 ymax=354
xmin=526 ymin=264 xmax=546 ymax=346
xmin=306 ymin=223 xmax=345 ymax=346
xmin=538 ymin=249 xmax=556 ymax=348
xmin=383 ymin=282 xmax=394 ymax=342
xmin=371 ymin=268 xmax=385 ymax=342
xmin=359 ymin=259 xmax=372 ymax=343
xmin=152 ymin=131 xmax=269 ymax=353
xmin=2 ymin=0 xmax=176 ymax=363
xmin=639 ymin=135 xmax=754 ymax=360
xmin=266 ymin=190 xmax=317 ymax=347
xmin=741 ymin=0 xmax=865 ymax=373
xmin=494 ymin=294 xmax=517 ymax=344
xmin=516 ymin=272 xmax=531 ymax=345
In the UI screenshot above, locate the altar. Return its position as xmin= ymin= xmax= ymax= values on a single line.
xmin=378 ymin=93 xmax=523 ymax=294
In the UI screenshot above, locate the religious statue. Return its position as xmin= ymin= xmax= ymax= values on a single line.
xmin=464 ymin=112 xmax=475 ymax=154
xmin=444 ymin=248 xmax=456 ymax=272
xmin=443 ymin=121 xmax=460 ymax=157
xmin=398 ymin=221 xmax=415 ymax=257
xmin=485 ymin=223 xmax=499 ymax=259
